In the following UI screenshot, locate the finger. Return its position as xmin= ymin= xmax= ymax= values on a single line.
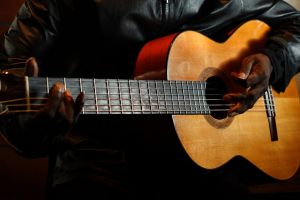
xmin=231 ymin=56 xmax=255 ymax=80
xmin=74 ymin=92 xmax=84 ymax=121
xmin=223 ymin=93 xmax=244 ymax=116
xmin=245 ymin=66 xmax=265 ymax=87
xmin=223 ymin=93 xmax=252 ymax=117
xmin=61 ymin=90 xmax=75 ymax=125
xmin=223 ymin=92 xmax=246 ymax=103
xmin=43 ymin=82 xmax=65 ymax=118
xmin=245 ymin=56 xmax=272 ymax=87
xmin=25 ymin=57 xmax=39 ymax=77
xmin=228 ymin=103 xmax=242 ymax=117
xmin=247 ymin=83 xmax=268 ymax=103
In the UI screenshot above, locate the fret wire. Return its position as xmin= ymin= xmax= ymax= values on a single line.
xmin=186 ymin=81 xmax=190 ymax=113
xmin=188 ymin=81 xmax=192 ymax=113
xmin=94 ymin=79 xmax=99 ymax=114
xmin=79 ymin=78 xmax=85 ymax=114
xmin=196 ymin=82 xmax=200 ymax=114
xmin=143 ymin=80 xmax=148 ymax=113
xmin=146 ymin=80 xmax=150 ymax=113
xmin=186 ymin=81 xmax=191 ymax=113
xmin=182 ymin=81 xmax=187 ymax=114
xmin=129 ymin=80 xmax=133 ymax=114
xmin=46 ymin=77 xmax=49 ymax=93
xmin=106 ymin=79 xmax=111 ymax=114
xmin=191 ymin=81 xmax=195 ymax=113
xmin=63 ymin=78 xmax=67 ymax=90
xmin=167 ymin=80 xmax=170 ymax=112
xmin=192 ymin=81 xmax=197 ymax=114
xmin=189 ymin=81 xmax=193 ymax=113
xmin=137 ymin=80 xmax=142 ymax=114
xmin=118 ymin=79 xmax=124 ymax=114
xmin=175 ymin=80 xmax=180 ymax=114
xmin=162 ymin=80 xmax=166 ymax=113
xmin=156 ymin=81 xmax=163 ymax=114
xmin=196 ymin=82 xmax=201 ymax=113
xmin=169 ymin=80 xmax=174 ymax=114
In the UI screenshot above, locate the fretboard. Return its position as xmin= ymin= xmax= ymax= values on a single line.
xmin=27 ymin=77 xmax=212 ymax=115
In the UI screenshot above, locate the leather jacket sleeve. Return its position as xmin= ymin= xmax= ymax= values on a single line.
xmin=255 ymin=0 xmax=300 ymax=92
xmin=0 ymin=0 xmax=66 ymax=67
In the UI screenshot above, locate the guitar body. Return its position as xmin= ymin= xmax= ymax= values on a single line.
xmin=135 ymin=20 xmax=300 ymax=180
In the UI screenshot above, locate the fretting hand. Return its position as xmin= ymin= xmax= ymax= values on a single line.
xmin=1 ymin=57 xmax=85 ymax=156
xmin=24 ymin=57 xmax=84 ymax=136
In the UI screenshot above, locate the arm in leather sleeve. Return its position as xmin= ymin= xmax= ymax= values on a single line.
xmin=2 ymin=0 xmax=67 ymax=60
xmin=0 ymin=0 xmax=70 ymax=158
xmin=257 ymin=1 xmax=300 ymax=92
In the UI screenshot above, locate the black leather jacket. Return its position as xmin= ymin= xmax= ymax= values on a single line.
xmin=1 ymin=0 xmax=300 ymax=92
xmin=1 ymin=0 xmax=300 ymax=189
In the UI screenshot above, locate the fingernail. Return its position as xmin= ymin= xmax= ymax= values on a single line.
xmin=65 ymin=90 xmax=72 ymax=97
xmin=238 ymin=72 xmax=246 ymax=79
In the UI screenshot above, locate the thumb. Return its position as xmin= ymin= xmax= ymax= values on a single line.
xmin=25 ymin=57 xmax=39 ymax=77
xmin=231 ymin=56 xmax=255 ymax=80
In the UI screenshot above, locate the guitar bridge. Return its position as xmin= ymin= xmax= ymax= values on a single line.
xmin=264 ymin=86 xmax=278 ymax=141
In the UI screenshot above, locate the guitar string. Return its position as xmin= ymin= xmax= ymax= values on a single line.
xmin=0 ymin=98 xmax=274 ymax=114
xmin=5 ymin=109 xmax=270 ymax=114
xmin=1 ymin=79 xmax=276 ymax=113
xmin=0 ymin=90 xmax=276 ymax=105
xmin=0 ymin=97 xmax=275 ymax=108
xmin=4 ymin=102 xmax=271 ymax=108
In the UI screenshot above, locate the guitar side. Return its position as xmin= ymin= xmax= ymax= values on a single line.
xmin=136 ymin=20 xmax=300 ymax=180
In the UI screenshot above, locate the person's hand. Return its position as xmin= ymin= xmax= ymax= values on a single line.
xmin=24 ymin=57 xmax=84 ymax=140
xmin=223 ymin=53 xmax=273 ymax=117
xmin=0 ymin=57 xmax=84 ymax=157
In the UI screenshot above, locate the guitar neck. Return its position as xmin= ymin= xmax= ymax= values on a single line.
xmin=26 ymin=77 xmax=212 ymax=115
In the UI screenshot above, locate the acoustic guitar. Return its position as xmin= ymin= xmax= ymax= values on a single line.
xmin=1 ymin=20 xmax=300 ymax=180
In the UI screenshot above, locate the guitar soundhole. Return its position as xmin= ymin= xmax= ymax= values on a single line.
xmin=206 ymin=76 xmax=228 ymax=120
